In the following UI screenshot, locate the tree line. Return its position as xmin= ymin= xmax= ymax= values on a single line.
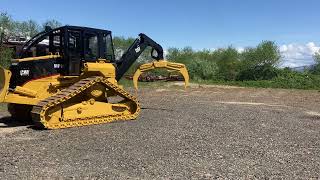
xmin=1 ymin=12 xmax=320 ymax=89
xmin=0 ymin=12 xmax=62 ymax=41
xmin=167 ymin=41 xmax=282 ymax=81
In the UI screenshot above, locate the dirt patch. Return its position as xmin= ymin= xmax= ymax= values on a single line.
xmin=0 ymin=86 xmax=319 ymax=179
xmin=215 ymin=101 xmax=290 ymax=108
xmin=0 ymin=126 xmax=28 ymax=136
xmin=305 ymin=111 xmax=320 ymax=120
xmin=174 ymin=82 xmax=245 ymax=89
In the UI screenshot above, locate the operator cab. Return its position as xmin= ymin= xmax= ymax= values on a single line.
xmin=10 ymin=26 xmax=115 ymax=88
xmin=19 ymin=26 xmax=115 ymax=75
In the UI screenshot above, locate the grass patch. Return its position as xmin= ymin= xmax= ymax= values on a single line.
xmin=118 ymin=73 xmax=320 ymax=91
xmin=120 ymin=77 xmax=320 ymax=91
xmin=194 ymin=78 xmax=320 ymax=90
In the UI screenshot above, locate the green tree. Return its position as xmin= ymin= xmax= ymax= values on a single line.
xmin=310 ymin=50 xmax=320 ymax=74
xmin=238 ymin=41 xmax=280 ymax=80
xmin=0 ymin=12 xmax=14 ymax=42
xmin=167 ymin=47 xmax=223 ymax=80
xmin=167 ymin=47 xmax=195 ymax=65
xmin=42 ymin=19 xmax=62 ymax=30
xmin=1 ymin=12 xmax=40 ymax=41
xmin=215 ymin=47 xmax=240 ymax=81
xmin=0 ymin=12 xmax=14 ymax=67
xmin=187 ymin=58 xmax=218 ymax=80
xmin=20 ymin=20 xmax=40 ymax=37
xmin=113 ymin=36 xmax=135 ymax=59
xmin=314 ymin=50 xmax=320 ymax=63
xmin=0 ymin=46 xmax=13 ymax=68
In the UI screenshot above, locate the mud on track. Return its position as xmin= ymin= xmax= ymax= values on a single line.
xmin=0 ymin=86 xmax=319 ymax=179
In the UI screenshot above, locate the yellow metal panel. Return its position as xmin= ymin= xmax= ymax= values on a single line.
xmin=4 ymin=94 xmax=40 ymax=105
xmin=14 ymin=86 xmax=37 ymax=97
xmin=0 ymin=66 xmax=12 ymax=102
xmin=3 ymin=75 xmax=63 ymax=105
xmin=13 ymin=54 xmax=61 ymax=63
xmin=83 ymin=62 xmax=116 ymax=78
xmin=21 ymin=75 xmax=62 ymax=100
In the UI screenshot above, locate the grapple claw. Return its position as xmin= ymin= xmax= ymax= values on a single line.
xmin=132 ymin=60 xmax=189 ymax=90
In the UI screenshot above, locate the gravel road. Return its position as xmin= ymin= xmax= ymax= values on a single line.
xmin=0 ymin=85 xmax=319 ymax=179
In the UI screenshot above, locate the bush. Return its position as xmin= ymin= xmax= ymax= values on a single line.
xmin=0 ymin=46 xmax=13 ymax=68
xmin=273 ymin=69 xmax=320 ymax=89
xmin=167 ymin=47 xmax=238 ymax=81
xmin=188 ymin=59 xmax=218 ymax=80
xmin=231 ymin=69 xmax=320 ymax=90
xmin=238 ymin=41 xmax=280 ymax=81
xmin=214 ymin=47 xmax=240 ymax=81
xmin=237 ymin=64 xmax=278 ymax=81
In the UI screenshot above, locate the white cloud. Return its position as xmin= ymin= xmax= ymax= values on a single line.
xmin=236 ymin=47 xmax=245 ymax=53
xmin=280 ymin=42 xmax=320 ymax=68
xmin=233 ymin=42 xmax=320 ymax=68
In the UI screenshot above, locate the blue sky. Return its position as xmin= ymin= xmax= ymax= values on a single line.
xmin=1 ymin=0 xmax=320 ymax=67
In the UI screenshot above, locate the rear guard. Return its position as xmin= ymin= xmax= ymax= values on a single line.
xmin=0 ymin=65 xmax=11 ymax=102
xmin=133 ymin=60 xmax=189 ymax=90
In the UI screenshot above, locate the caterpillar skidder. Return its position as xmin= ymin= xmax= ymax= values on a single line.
xmin=0 ymin=26 xmax=189 ymax=129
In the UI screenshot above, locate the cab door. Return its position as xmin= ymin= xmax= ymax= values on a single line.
xmin=83 ymin=32 xmax=99 ymax=62
xmin=66 ymin=30 xmax=82 ymax=75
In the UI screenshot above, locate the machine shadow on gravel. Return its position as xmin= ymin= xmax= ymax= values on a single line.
xmin=0 ymin=116 xmax=35 ymax=129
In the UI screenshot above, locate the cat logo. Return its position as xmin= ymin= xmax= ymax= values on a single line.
xmin=135 ymin=46 xmax=141 ymax=53
xmin=20 ymin=69 xmax=30 ymax=76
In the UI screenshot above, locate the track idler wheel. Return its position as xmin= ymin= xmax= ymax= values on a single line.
xmin=85 ymin=83 xmax=107 ymax=101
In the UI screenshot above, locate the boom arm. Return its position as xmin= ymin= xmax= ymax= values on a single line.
xmin=115 ymin=33 xmax=164 ymax=81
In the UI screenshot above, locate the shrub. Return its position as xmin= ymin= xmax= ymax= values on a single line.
xmin=0 ymin=46 xmax=13 ymax=68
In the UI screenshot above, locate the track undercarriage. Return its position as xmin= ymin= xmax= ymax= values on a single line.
xmin=31 ymin=76 xmax=140 ymax=129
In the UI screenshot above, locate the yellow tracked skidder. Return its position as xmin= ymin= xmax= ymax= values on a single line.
xmin=0 ymin=26 xmax=189 ymax=129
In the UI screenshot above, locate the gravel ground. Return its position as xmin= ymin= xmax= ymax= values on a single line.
xmin=0 ymin=85 xmax=319 ymax=179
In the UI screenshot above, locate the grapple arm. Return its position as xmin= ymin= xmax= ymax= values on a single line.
xmin=133 ymin=60 xmax=189 ymax=90
xmin=116 ymin=34 xmax=164 ymax=81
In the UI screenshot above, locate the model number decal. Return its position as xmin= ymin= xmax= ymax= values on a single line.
xmin=54 ymin=64 xmax=63 ymax=69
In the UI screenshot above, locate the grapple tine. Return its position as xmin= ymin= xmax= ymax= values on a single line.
xmin=133 ymin=69 xmax=142 ymax=90
xmin=177 ymin=66 xmax=190 ymax=89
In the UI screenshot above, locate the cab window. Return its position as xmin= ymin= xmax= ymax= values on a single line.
xmin=103 ymin=33 xmax=114 ymax=61
xmin=84 ymin=33 xmax=98 ymax=60
xmin=23 ymin=30 xmax=63 ymax=58
xmin=24 ymin=35 xmax=49 ymax=57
